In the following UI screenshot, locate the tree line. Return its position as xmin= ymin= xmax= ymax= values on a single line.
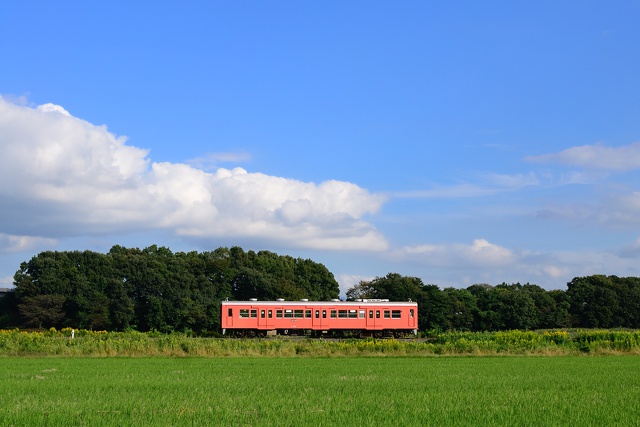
xmin=0 ymin=245 xmax=339 ymax=332
xmin=347 ymin=273 xmax=640 ymax=331
xmin=1 ymin=246 xmax=639 ymax=332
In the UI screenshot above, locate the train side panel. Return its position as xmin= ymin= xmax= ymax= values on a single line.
xmin=221 ymin=300 xmax=418 ymax=335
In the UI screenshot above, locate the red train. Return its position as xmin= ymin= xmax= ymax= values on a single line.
xmin=221 ymin=299 xmax=418 ymax=337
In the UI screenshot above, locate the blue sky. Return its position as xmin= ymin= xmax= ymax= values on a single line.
xmin=2 ymin=1 xmax=640 ymax=295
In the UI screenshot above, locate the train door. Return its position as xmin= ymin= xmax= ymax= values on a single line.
xmin=258 ymin=306 xmax=275 ymax=330
xmin=313 ymin=307 xmax=329 ymax=329
xmin=226 ymin=306 xmax=233 ymax=327
xmin=366 ymin=308 xmax=380 ymax=330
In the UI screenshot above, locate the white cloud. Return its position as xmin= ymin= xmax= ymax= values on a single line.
xmin=526 ymin=142 xmax=640 ymax=172
xmin=187 ymin=151 xmax=252 ymax=170
xmin=484 ymin=172 xmax=540 ymax=187
xmin=386 ymin=238 xmax=640 ymax=289
xmin=395 ymin=183 xmax=499 ymax=199
xmin=542 ymin=265 xmax=572 ymax=279
xmin=396 ymin=239 xmax=516 ymax=267
xmin=36 ymin=103 xmax=71 ymax=116
xmin=395 ymin=172 xmax=540 ymax=199
xmin=535 ymin=191 xmax=640 ymax=227
xmin=0 ymin=233 xmax=57 ymax=253
xmin=0 ymin=275 xmax=14 ymax=286
xmin=519 ymin=144 xmax=640 ymax=227
xmin=618 ymin=237 xmax=640 ymax=259
xmin=335 ymin=273 xmax=376 ymax=298
xmin=388 ymin=238 xmax=537 ymax=287
xmin=0 ymin=97 xmax=388 ymax=251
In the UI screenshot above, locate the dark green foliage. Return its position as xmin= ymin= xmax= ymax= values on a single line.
xmin=420 ymin=284 xmax=450 ymax=330
xmin=567 ymin=275 xmax=640 ymax=328
xmin=9 ymin=245 xmax=339 ymax=332
xmin=17 ymin=294 xmax=67 ymax=329
xmin=347 ymin=274 xmax=640 ymax=331
xmin=8 ymin=245 xmax=640 ymax=333
xmin=0 ymin=289 xmax=20 ymax=328
xmin=442 ymin=287 xmax=477 ymax=330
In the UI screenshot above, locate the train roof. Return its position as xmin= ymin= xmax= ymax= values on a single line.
xmin=222 ymin=299 xmax=417 ymax=306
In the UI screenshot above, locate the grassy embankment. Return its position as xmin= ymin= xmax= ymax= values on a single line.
xmin=1 ymin=328 xmax=640 ymax=356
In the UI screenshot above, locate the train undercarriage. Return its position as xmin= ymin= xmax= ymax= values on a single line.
xmin=223 ymin=328 xmax=417 ymax=338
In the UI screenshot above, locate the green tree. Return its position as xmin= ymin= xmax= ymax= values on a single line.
xmin=467 ymin=283 xmax=538 ymax=331
xmin=466 ymin=284 xmax=494 ymax=331
xmin=547 ymin=289 xmax=571 ymax=328
xmin=18 ymin=294 xmax=66 ymax=328
xmin=346 ymin=273 xmax=434 ymax=330
xmin=443 ymin=287 xmax=477 ymax=330
xmin=419 ymin=284 xmax=449 ymax=330
xmin=610 ymin=276 xmax=640 ymax=328
xmin=0 ymin=290 xmax=19 ymax=328
xmin=357 ymin=273 xmax=424 ymax=301
xmin=494 ymin=284 xmax=538 ymax=330
xmin=567 ymin=275 xmax=620 ymax=328
xmin=346 ymin=281 xmax=377 ymax=300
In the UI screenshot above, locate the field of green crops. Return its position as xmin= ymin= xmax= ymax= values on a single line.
xmin=1 ymin=356 xmax=639 ymax=426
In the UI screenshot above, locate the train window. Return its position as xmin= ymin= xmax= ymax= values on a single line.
xmin=228 ymin=308 xmax=233 ymax=317
xmin=338 ymin=310 xmax=348 ymax=318
xmin=369 ymin=310 xmax=373 ymax=319
xmin=239 ymin=309 xmax=249 ymax=318
xmin=322 ymin=310 xmax=327 ymax=319
xmin=261 ymin=310 xmax=265 ymax=318
xmin=376 ymin=311 xmax=380 ymax=319
xmin=305 ymin=310 xmax=312 ymax=318
xmin=285 ymin=310 xmax=293 ymax=318
xmin=294 ymin=310 xmax=304 ymax=318
xmin=392 ymin=310 xmax=401 ymax=319
xmin=359 ymin=310 xmax=365 ymax=318
xmin=410 ymin=309 xmax=414 ymax=318
xmin=250 ymin=310 xmax=257 ymax=318
xmin=384 ymin=310 xmax=390 ymax=319
xmin=315 ymin=310 xmax=320 ymax=319
xmin=348 ymin=310 xmax=357 ymax=318
xmin=268 ymin=310 xmax=273 ymax=318
xmin=330 ymin=310 xmax=337 ymax=318
xmin=276 ymin=310 xmax=283 ymax=318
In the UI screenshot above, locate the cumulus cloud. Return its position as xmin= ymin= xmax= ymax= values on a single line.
xmin=0 ymin=233 xmax=57 ymax=253
xmin=36 ymin=103 xmax=72 ymax=116
xmin=0 ymin=97 xmax=388 ymax=251
xmin=396 ymin=239 xmax=517 ymax=267
xmin=525 ymin=142 xmax=640 ymax=172
xmin=335 ymin=273 xmax=376 ymax=297
xmin=187 ymin=151 xmax=252 ymax=170
xmin=390 ymin=238 xmax=640 ymax=288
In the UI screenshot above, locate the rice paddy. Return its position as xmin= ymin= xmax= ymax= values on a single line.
xmin=1 ymin=356 xmax=639 ymax=426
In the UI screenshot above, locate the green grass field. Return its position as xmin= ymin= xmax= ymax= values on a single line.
xmin=1 ymin=356 xmax=639 ymax=426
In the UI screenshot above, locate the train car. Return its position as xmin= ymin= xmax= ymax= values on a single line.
xmin=221 ymin=299 xmax=418 ymax=337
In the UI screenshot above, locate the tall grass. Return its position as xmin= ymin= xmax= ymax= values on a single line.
xmin=1 ymin=328 xmax=640 ymax=356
